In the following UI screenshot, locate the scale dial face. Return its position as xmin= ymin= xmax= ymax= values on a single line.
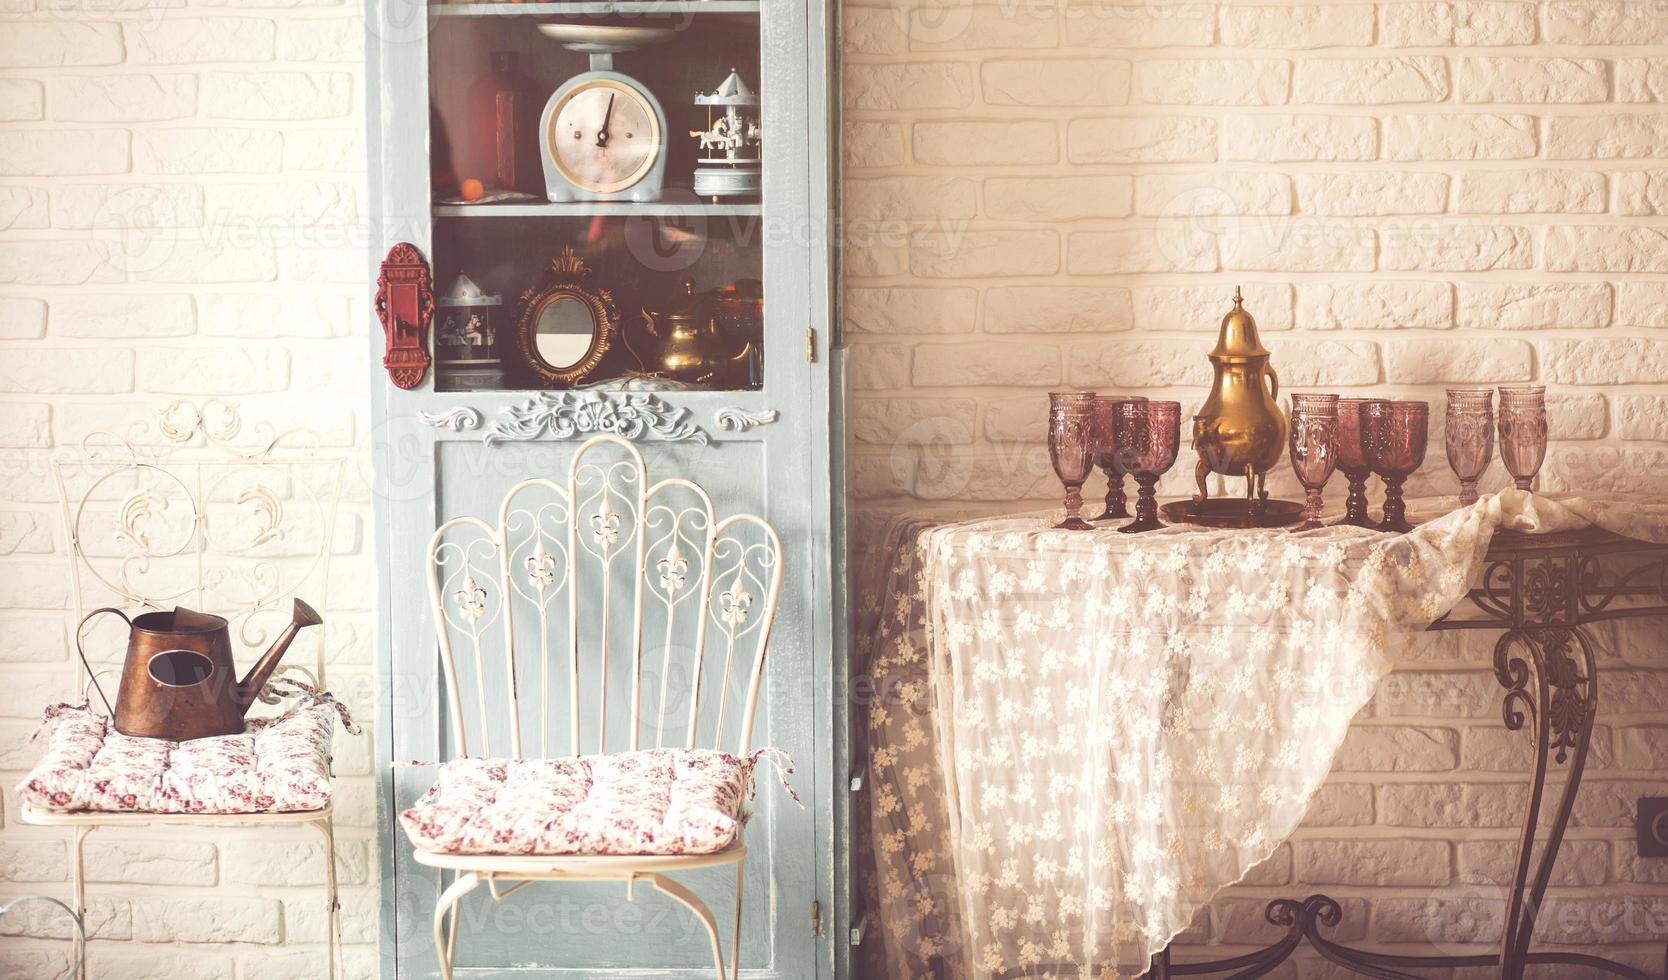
xmin=547 ymin=78 xmax=661 ymax=195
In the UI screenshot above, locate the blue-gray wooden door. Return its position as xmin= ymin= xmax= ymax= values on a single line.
xmin=364 ymin=0 xmax=838 ymax=976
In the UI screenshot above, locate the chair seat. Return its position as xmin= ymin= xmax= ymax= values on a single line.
xmin=16 ymin=699 xmax=340 ymax=816
xmin=399 ymin=748 xmax=759 ymax=858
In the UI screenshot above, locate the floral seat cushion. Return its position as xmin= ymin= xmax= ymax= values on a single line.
xmin=400 ymin=748 xmax=786 ymax=857
xmin=17 ymin=696 xmax=347 ymax=815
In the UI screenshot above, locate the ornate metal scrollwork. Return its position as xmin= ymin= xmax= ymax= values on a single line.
xmin=1521 ymin=557 xmax=1576 ymax=625
xmin=55 ymin=400 xmax=344 ymax=700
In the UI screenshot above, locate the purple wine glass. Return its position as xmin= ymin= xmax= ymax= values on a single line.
xmin=1334 ymin=397 xmax=1387 ymax=528
xmin=1368 ymin=400 xmax=1429 ymax=533
xmin=1119 ymin=400 xmax=1181 ymax=534
xmin=1091 ymin=395 xmax=1147 ymax=522
xmin=1445 ymin=387 xmax=1494 ymax=506
xmin=1288 ymin=393 xmax=1339 ymax=531
xmin=1497 ymin=385 xmax=1548 ymax=492
xmin=1049 ymin=391 xmax=1098 ymax=530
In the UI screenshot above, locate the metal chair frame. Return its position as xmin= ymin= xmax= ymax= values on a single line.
xmin=20 ymin=400 xmax=347 ymax=979
xmin=420 ymin=434 xmax=783 ymax=980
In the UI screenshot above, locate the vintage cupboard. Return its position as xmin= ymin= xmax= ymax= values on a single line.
xmin=363 ymin=0 xmax=844 ymax=975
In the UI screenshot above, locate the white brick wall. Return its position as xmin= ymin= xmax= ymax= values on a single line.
xmin=0 ymin=0 xmax=373 ymax=974
xmin=845 ymin=0 xmax=1668 ymax=967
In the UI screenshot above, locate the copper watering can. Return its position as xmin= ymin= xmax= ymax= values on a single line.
xmin=76 ymin=599 xmax=322 ymax=741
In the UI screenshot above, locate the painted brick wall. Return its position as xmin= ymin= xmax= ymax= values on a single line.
xmin=843 ymin=0 xmax=1668 ymax=970
xmin=0 ymin=0 xmax=374 ymax=976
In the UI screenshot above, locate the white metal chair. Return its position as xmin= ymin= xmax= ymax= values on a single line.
xmin=417 ymin=434 xmax=783 ymax=980
xmin=19 ymin=400 xmax=347 ymax=979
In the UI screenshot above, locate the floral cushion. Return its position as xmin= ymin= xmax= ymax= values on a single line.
xmin=400 ymin=748 xmax=789 ymax=857
xmin=16 ymin=696 xmax=347 ymax=815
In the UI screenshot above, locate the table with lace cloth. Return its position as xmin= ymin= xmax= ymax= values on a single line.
xmin=853 ymin=492 xmax=1668 ymax=980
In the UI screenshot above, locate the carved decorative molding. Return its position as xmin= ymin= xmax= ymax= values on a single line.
xmin=715 ymin=408 xmax=779 ymax=432
xmin=417 ymin=407 xmax=483 ymax=432
xmin=482 ymin=392 xmax=709 ymax=446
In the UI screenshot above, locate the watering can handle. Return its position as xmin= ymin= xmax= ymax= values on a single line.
xmin=75 ymin=608 xmax=128 ymax=718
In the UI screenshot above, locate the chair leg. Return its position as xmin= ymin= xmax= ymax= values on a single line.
xmin=646 ymin=873 xmax=725 ymax=980
xmin=432 ymin=871 xmax=479 ymax=980
xmin=446 ymin=870 xmax=461 ymax=962
xmin=71 ymin=826 xmax=92 ymax=980
xmin=309 ymin=816 xmax=342 ymax=980
xmin=730 ymin=861 xmax=743 ymax=980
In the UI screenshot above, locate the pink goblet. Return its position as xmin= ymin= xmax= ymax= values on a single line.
xmin=1334 ymin=397 xmax=1387 ymax=528
xmin=1090 ymin=395 xmax=1147 ymax=521
xmin=1367 ymin=400 xmax=1429 ymax=533
xmin=1049 ymin=391 xmax=1098 ymax=530
xmin=1497 ymin=385 xmax=1548 ymax=492
xmin=1118 ymin=400 xmax=1181 ymax=534
xmin=1288 ymin=393 xmax=1340 ymax=531
xmin=1445 ymin=387 xmax=1494 ymax=506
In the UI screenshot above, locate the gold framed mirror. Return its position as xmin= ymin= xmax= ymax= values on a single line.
xmin=513 ymin=246 xmax=617 ymax=386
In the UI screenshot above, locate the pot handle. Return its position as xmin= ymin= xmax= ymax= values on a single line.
xmin=75 ymin=608 xmax=129 ymax=718
xmin=623 ymin=310 xmax=654 ymax=374
xmin=1264 ymin=363 xmax=1280 ymax=403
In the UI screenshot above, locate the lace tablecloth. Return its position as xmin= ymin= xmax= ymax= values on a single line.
xmin=853 ymin=492 xmax=1668 ymax=980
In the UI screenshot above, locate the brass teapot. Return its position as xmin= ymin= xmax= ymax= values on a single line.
xmin=631 ymin=278 xmax=755 ymax=387
xmin=1191 ymin=289 xmax=1287 ymax=506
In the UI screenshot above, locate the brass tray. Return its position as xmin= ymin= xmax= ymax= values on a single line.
xmin=1161 ymin=498 xmax=1305 ymax=529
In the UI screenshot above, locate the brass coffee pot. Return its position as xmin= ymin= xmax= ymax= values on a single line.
xmin=632 ymin=278 xmax=755 ymax=386
xmin=1191 ymin=289 xmax=1287 ymax=506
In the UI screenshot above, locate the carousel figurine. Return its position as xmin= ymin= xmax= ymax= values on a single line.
xmin=435 ymin=273 xmax=506 ymax=390
xmin=690 ymin=68 xmax=761 ymax=200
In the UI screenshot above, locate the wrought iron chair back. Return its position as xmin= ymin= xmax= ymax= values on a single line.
xmin=427 ymin=434 xmax=783 ymax=760
xmin=53 ymin=400 xmax=346 ymax=701
xmin=40 ymin=400 xmax=350 ymax=980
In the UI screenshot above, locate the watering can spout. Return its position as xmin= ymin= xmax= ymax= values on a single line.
xmin=236 ymin=598 xmax=323 ymax=712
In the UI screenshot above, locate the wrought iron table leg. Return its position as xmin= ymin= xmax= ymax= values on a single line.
xmin=1491 ymin=626 xmax=1598 ymax=979
xmin=1142 ymin=623 xmax=1660 ymax=980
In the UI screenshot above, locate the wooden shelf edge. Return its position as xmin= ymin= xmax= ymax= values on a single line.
xmin=431 ymin=1 xmax=759 ymax=17
xmin=433 ymin=202 xmax=763 ymax=217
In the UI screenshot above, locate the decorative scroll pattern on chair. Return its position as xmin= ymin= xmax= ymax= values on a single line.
xmin=54 ymin=399 xmax=346 ymax=699
xmin=427 ymin=435 xmax=783 ymax=763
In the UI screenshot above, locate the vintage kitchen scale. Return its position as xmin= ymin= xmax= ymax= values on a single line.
xmin=1161 ymin=289 xmax=1305 ymax=529
xmin=536 ymin=24 xmax=674 ymax=203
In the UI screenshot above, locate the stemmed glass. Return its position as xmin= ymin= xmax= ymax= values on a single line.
xmin=1498 ymin=385 xmax=1548 ymax=491
xmin=1445 ymin=387 xmax=1494 ymax=506
xmin=1090 ymin=395 xmax=1147 ymax=521
xmin=1118 ymin=400 xmax=1181 ymax=534
xmin=1048 ymin=391 xmax=1098 ymax=530
xmin=1367 ymin=400 xmax=1429 ymax=533
xmin=1288 ymin=393 xmax=1339 ymax=531
xmin=1334 ymin=397 xmax=1386 ymax=528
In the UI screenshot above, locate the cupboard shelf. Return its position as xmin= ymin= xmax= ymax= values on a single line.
xmin=430 ymin=1 xmax=759 ymax=16
xmin=433 ymin=201 xmax=763 ymax=217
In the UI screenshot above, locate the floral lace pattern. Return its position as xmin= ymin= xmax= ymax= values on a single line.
xmin=855 ymin=493 xmax=1668 ymax=979
xmin=400 ymin=747 xmax=784 ymax=856
xmin=18 ymin=696 xmax=347 ymax=815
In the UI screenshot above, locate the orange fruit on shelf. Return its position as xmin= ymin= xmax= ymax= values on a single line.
xmin=460 ymin=178 xmax=485 ymax=202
